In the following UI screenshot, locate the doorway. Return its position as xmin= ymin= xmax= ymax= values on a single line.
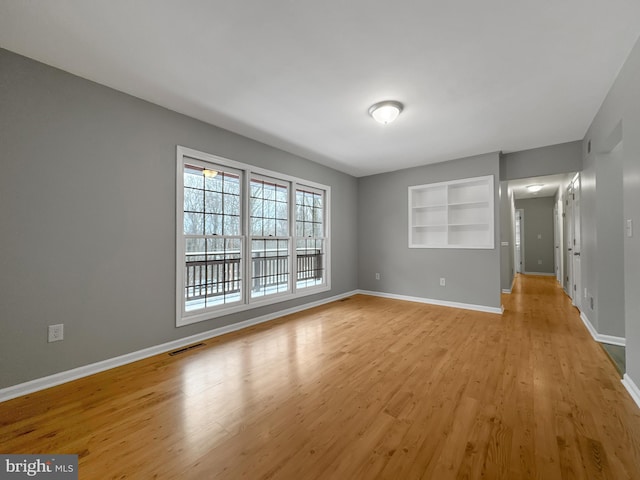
xmin=566 ymin=174 xmax=582 ymax=309
xmin=554 ymin=202 xmax=562 ymax=284
xmin=506 ymin=173 xmax=576 ymax=290
xmin=514 ymin=209 xmax=524 ymax=274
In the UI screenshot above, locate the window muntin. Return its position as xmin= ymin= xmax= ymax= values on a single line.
xmin=296 ymin=188 xmax=323 ymax=236
xmin=177 ymin=147 xmax=330 ymax=326
xmin=183 ymin=163 xmax=243 ymax=313
xmin=295 ymin=187 xmax=325 ymax=289
xmin=250 ymin=176 xmax=291 ymax=299
xmin=183 ymin=165 xmax=241 ymax=236
xmin=184 ymin=237 xmax=242 ymax=311
xmin=250 ymin=177 xmax=289 ymax=237
xmin=251 ymin=238 xmax=290 ymax=298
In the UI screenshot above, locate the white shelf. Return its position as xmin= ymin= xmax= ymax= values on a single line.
xmin=412 ymin=203 xmax=448 ymax=208
xmin=448 ymin=223 xmax=489 ymax=227
xmin=408 ymin=175 xmax=494 ymax=249
xmin=447 ymin=201 xmax=488 ymax=207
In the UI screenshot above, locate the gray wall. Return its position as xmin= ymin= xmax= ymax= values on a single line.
xmin=501 ymin=141 xmax=582 ymax=181
xmin=581 ymin=159 xmax=597 ymax=320
xmin=582 ymin=35 xmax=640 ymax=381
xmin=357 ymin=153 xmax=501 ymax=309
xmin=596 ymin=144 xmax=625 ymax=338
xmin=514 ymin=197 xmax=555 ymax=274
xmin=0 ymin=49 xmax=359 ymax=388
xmin=579 ymin=143 xmax=625 ymax=338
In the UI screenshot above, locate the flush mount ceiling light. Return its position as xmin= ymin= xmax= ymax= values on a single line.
xmin=368 ymin=100 xmax=403 ymax=125
xmin=203 ymin=169 xmax=218 ymax=178
xmin=527 ymin=184 xmax=544 ymax=193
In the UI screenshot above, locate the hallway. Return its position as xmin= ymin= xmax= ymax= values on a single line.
xmin=502 ymin=274 xmax=640 ymax=478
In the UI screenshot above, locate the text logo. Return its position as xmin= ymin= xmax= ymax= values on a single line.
xmin=0 ymin=455 xmax=78 ymax=479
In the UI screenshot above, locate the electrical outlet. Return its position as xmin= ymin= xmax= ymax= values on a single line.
xmin=375 ymin=273 xmax=380 ymax=280
xmin=537 ymin=259 xmax=542 ymax=265
xmin=439 ymin=277 xmax=446 ymax=287
xmin=48 ymin=324 xmax=64 ymax=342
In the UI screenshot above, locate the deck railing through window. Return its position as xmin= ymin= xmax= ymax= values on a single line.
xmin=185 ymin=249 xmax=323 ymax=301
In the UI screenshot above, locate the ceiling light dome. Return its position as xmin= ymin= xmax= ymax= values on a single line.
xmin=527 ymin=184 xmax=544 ymax=193
xmin=368 ymin=100 xmax=403 ymax=125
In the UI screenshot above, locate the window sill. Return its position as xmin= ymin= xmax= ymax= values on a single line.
xmin=177 ymin=284 xmax=331 ymax=327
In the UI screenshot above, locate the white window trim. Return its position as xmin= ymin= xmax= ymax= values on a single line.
xmin=176 ymin=145 xmax=331 ymax=327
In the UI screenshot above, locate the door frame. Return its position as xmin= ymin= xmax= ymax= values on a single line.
xmin=566 ymin=174 xmax=582 ymax=309
xmin=554 ymin=201 xmax=562 ymax=284
xmin=514 ymin=209 xmax=524 ymax=274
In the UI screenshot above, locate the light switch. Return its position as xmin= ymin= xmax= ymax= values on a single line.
xmin=627 ymin=219 xmax=633 ymax=238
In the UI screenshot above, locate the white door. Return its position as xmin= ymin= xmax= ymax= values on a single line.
xmin=554 ymin=204 xmax=560 ymax=282
xmin=565 ymin=184 xmax=575 ymax=298
xmin=562 ymin=185 xmax=573 ymax=298
xmin=572 ymin=175 xmax=582 ymax=310
xmin=515 ymin=209 xmax=524 ymax=273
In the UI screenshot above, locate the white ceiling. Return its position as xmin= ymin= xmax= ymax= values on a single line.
xmin=1 ymin=1 xmax=639 ymax=177
xmin=509 ymin=173 xmax=573 ymax=200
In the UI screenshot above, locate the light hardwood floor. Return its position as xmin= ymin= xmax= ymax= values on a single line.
xmin=2 ymin=275 xmax=640 ymax=479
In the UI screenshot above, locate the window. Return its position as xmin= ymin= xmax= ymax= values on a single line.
xmin=296 ymin=187 xmax=325 ymax=289
xmin=176 ymin=146 xmax=330 ymax=326
xmin=250 ymin=176 xmax=290 ymax=299
xmin=182 ymin=163 xmax=243 ymax=312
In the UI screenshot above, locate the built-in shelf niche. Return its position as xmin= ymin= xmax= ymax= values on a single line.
xmin=409 ymin=175 xmax=494 ymax=249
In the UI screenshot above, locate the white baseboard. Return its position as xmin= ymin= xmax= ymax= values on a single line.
xmin=622 ymin=374 xmax=640 ymax=409
xmin=0 ymin=290 xmax=358 ymax=403
xmin=500 ymin=276 xmax=516 ymax=295
xmin=523 ymin=272 xmax=555 ymax=277
xmin=597 ymin=334 xmax=627 ymax=347
xmin=579 ymin=312 xmax=626 ymax=347
xmin=357 ymin=290 xmax=502 ymax=315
